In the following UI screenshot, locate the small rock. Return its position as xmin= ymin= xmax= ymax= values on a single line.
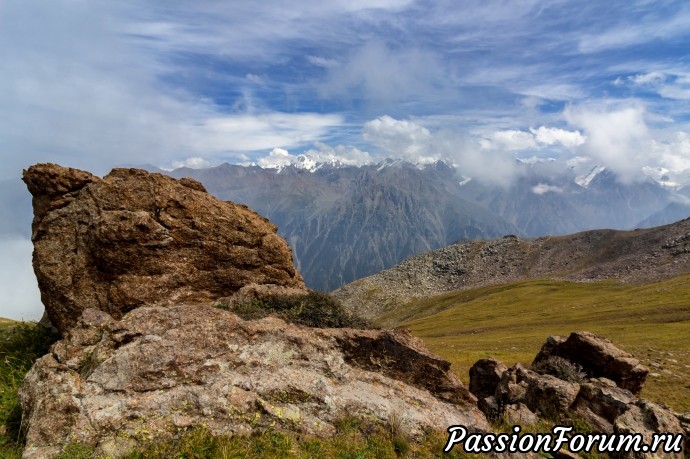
xmin=469 ymin=358 xmax=507 ymax=399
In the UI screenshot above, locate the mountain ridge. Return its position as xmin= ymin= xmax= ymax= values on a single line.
xmin=333 ymin=216 xmax=690 ymax=324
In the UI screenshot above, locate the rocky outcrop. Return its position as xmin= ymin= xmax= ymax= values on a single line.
xmin=20 ymin=305 xmax=487 ymax=458
xmin=471 ymin=333 xmax=685 ymax=458
xmin=23 ymin=164 xmax=306 ymax=334
xmin=533 ymin=332 xmax=649 ymax=394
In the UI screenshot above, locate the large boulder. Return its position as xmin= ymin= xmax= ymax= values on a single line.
xmin=23 ymin=164 xmax=307 ymax=333
xmin=468 ymin=334 xmax=684 ymax=458
xmin=20 ymin=305 xmax=488 ymax=458
xmin=533 ymin=331 xmax=648 ymax=394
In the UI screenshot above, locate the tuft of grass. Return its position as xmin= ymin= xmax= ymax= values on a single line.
xmin=54 ymin=443 xmax=95 ymax=459
xmin=532 ymin=355 xmax=587 ymax=383
xmin=219 ymin=291 xmax=374 ymax=329
xmin=0 ymin=321 xmax=58 ymax=457
xmin=120 ymin=421 xmax=489 ymax=459
xmin=396 ymin=275 xmax=690 ymax=411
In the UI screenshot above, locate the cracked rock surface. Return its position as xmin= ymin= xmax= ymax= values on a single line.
xmin=20 ymin=306 xmax=488 ymax=458
xmin=23 ymin=163 xmax=306 ymax=334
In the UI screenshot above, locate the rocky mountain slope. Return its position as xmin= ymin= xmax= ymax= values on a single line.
xmin=457 ymin=166 xmax=673 ymax=236
xmin=334 ymin=217 xmax=690 ymax=321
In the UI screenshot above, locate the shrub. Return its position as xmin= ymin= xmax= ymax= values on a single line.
xmin=220 ymin=292 xmax=373 ymax=329
xmin=532 ymin=355 xmax=586 ymax=383
xmin=0 ymin=322 xmax=59 ymax=455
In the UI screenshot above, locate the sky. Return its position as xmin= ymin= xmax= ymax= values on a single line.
xmin=2 ymin=0 xmax=690 ymax=319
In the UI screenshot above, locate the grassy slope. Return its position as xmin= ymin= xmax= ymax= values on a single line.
xmin=396 ymin=274 xmax=690 ymax=412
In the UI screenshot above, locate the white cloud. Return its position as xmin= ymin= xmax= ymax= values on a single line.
xmin=363 ymin=115 xmax=437 ymax=163
xmin=578 ymin=11 xmax=690 ymax=54
xmin=650 ymin=132 xmax=690 ymax=177
xmin=169 ymin=157 xmax=213 ymax=170
xmin=532 ymin=183 xmax=564 ymax=195
xmin=320 ymin=41 xmax=445 ymax=105
xmin=519 ymin=83 xmax=584 ymax=100
xmin=186 ymin=112 xmax=344 ymax=153
xmin=307 ymin=55 xmax=340 ymax=68
xmin=489 ymin=130 xmax=537 ymax=151
xmin=565 ymin=103 xmax=650 ymax=183
xmin=630 ymin=71 xmax=667 ymax=85
xmin=0 ymin=238 xmax=43 ymax=321
xmin=246 ymin=73 xmax=266 ymax=85
xmin=484 ymin=126 xmax=585 ymax=152
xmin=302 ymin=142 xmax=373 ymax=166
xmin=658 ymin=85 xmax=690 ymax=101
xmin=530 ymin=126 xmax=586 ymax=148
xmin=255 ymin=144 xmax=372 ymax=170
xmin=257 ymin=148 xmax=295 ymax=169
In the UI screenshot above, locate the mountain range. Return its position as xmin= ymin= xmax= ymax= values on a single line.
xmin=3 ymin=157 xmax=689 ymax=293
xmin=168 ymin=160 xmax=516 ymax=291
xmin=168 ymin=157 xmax=689 ymax=291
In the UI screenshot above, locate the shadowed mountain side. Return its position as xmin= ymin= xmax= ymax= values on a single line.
xmin=170 ymin=161 xmax=518 ymax=291
xmin=456 ymin=169 xmax=672 ymax=236
xmin=637 ymin=201 xmax=690 ymax=228
xmin=334 ymin=217 xmax=690 ymax=322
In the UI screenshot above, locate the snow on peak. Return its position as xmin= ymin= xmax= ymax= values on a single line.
xmin=516 ymin=156 xmax=556 ymax=165
xmin=255 ymin=148 xmax=348 ymax=172
xmin=255 ymin=147 xmax=372 ymax=172
xmin=575 ymin=165 xmax=606 ymax=188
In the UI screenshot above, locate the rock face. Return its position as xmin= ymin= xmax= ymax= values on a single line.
xmin=20 ymin=305 xmax=488 ymax=458
xmin=23 ymin=163 xmax=306 ymax=334
xmin=471 ymin=333 xmax=684 ymax=459
xmin=533 ymin=332 xmax=649 ymax=394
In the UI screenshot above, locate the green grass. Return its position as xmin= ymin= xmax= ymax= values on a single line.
xmin=117 ymin=418 xmax=487 ymax=459
xmin=0 ymin=320 xmax=58 ymax=458
xmin=217 ymin=291 xmax=373 ymax=329
xmin=40 ymin=420 xmax=488 ymax=458
xmin=395 ymin=275 xmax=690 ymax=411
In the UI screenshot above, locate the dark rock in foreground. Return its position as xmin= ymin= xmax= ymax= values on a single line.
xmin=470 ymin=332 xmax=684 ymax=459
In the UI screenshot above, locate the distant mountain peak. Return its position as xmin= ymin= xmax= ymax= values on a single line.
xmin=575 ymin=165 xmax=606 ymax=188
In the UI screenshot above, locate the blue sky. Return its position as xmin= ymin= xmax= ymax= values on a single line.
xmin=2 ymin=0 xmax=690 ymax=183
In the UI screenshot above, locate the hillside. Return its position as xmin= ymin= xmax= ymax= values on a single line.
xmin=390 ymin=275 xmax=690 ymax=412
xmin=334 ymin=217 xmax=690 ymax=321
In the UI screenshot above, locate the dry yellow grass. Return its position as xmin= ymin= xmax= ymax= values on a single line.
xmin=394 ymin=275 xmax=690 ymax=411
